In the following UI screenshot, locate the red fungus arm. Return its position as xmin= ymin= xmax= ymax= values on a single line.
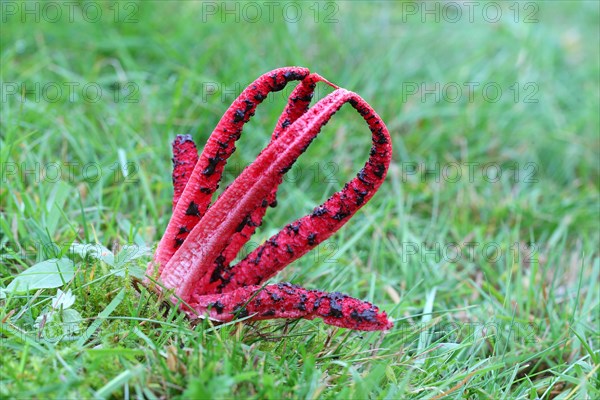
xmin=171 ymin=134 xmax=199 ymax=211
xmin=205 ymin=74 xmax=335 ymax=288
xmin=188 ymin=282 xmax=393 ymax=331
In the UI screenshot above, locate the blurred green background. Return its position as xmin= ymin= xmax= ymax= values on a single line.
xmin=1 ymin=1 xmax=598 ymax=398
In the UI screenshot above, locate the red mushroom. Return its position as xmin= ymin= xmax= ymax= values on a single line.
xmin=146 ymin=67 xmax=393 ymax=331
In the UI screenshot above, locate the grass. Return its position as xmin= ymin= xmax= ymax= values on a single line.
xmin=1 ymin=1 xmax=598 ymax=398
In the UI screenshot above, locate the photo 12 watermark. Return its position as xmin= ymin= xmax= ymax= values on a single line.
xmin=397 ymin=241 xmax=537 ymax=264
xmin=1 ymin=161 xmax=140 ymax=185
xmin=400 ymin=1 xmax=539 ymax=24
xmin=221 ymin=160 xmax=342 ymax=185
xmin=1 ymin=1 xmax=139 ymax=23
xmin=402 ymin=82 xmax=539 ymax=104
xmin=1 ymin=81 xmax=140 ymax=104
xmin=396 ymin=320 xmax=539 ymax=345
xmin=199 ymin=1 xmax=339 ymax=24
xmin=399 ymin=162 xmax=539 ymax=184
xmin=199 ymin=80 xmax=335 ymax=104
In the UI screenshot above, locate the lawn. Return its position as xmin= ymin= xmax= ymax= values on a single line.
xmin=1 ymin=1 xmax=599 ymax=399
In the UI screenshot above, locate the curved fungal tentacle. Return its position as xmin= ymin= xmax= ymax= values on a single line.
xmin=188 ymin=282 xmax=393 ymax=331
xmin=150 ymin=67 xmax=311 ymax=275
xmin=171 ymin=134 xmax=199 ymax=211
xmin=205 ymin=91 xmax=392 ymax=293
xmin=204 ymin=73 xmax=337 ymax=292
xmin=271 ymin=73 xmax=338 ymax=141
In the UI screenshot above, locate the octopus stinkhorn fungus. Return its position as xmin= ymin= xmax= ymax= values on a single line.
xmin=146 ymin=67 xmax=393 ymax=331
